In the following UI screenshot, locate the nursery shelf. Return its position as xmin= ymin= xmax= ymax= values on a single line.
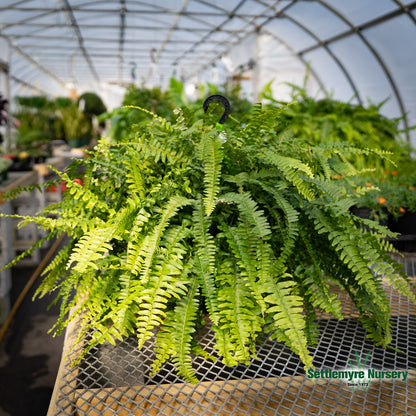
xmin=48 ymin=255 xmax=416 ymax=416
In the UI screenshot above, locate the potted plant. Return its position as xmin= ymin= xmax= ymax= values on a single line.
xmin=78 ymin=92 xmax=106 ymax=119
xmin=1 ymin=101 xmax=415 ymax=383
xmin=262 ymin=85 xmax=416 ymax=241
xmin=351 ymin=172 xmax=416 ymax=252
xmin=58 ymin=102 xmax=92 ymax=148
xmin=262 ymin=83 xmax=414 ymax=176
xmin=12 ymin=95 xmax=73 ymax=162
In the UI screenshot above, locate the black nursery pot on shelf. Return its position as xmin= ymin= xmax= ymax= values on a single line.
xmin=350 ymin=206 xmax=372 ymax=219
xmin=388 ymin=211 xmax=416 ymax=252
xmin=350 ymin=206 xmax=389 ymax=227
xmin=9 ymin=158 xmax=33 ymax=172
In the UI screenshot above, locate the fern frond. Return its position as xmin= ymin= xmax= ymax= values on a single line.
xmin=192 ymin=197 xmax=216 ymax=271
xmin=0 ymin=213 xmax=78 ymax=234
xmin=201 ymin=135 xmax=223 ymax=216
xmin=261 ymin=184 xmax=299 ymax=273
xmin=263 ymin=276 xmax=313 ymax=370
xmin=262 ymin=150 xmax=315 ymax=200
xmin=69 ymin=269 xmax=126 ymax=353
xmin=115 ymin=140 xmax=186 ymax=165
xmin=0 ymin=178 xmax=61 ymax=202
xmin=192 ymin=197 xmax=219 ymax=322
xmin=359 ymin=236 xmax=416 ymax=305
xmin=170 ymin=275 xmax=200 ymax=383
xmin=151 ymin=319 xmax=175 ymax=376
xmin=223 ymin=169 xmax=280 ymax=188
xmin=138 ymin=195 xmax=191 ymax=283
xmin=243 ymin=104 xmax=282 ymax=141
xmin=193 ymin=253 xmax=219 ymax=324
xmin=82 ymin=155 xmax=127 ymax=177
xmin=0 ymin=231 xmax=58 ymax=273
xmin=123 ymin=147 xmax=146 ymax=199
xmin=123 ymin=105 xmax=177 ymax=133
xmin=67 ymin=201 xmax=137 ymax=273
xmin=215 ymin=261 xmax=263 ymax=365
xmin=136 ymin=225 xmax=190 ymax=349
xmin=297 ymin=228 xmax=343 ymax=319
xmin=49 ymin=271 xmax=84 ymax=336
xmin=308 ymin=206 xmax=385 ymax=306
xmin=312 ymin=147 xmax=332 ymax=180
xmin=299 ymin=266 xmax=343 ymax=319
xmin=213 ymin=325 xmax=238 ymax=367
xmin=58 ymin=170 xmax=110 ymax=213
xmin=67 ymin=226 xmax=115 ymax=273
xmin=220 ymin=224 xmax=266 ymax=314
xmin=135 ymin=274 xmax=176 ymax=349
xmin=112 ymin=274 xmax=140 ymax=336
xmin=255 ymin=238 xmax=273 ymax=287
xmin=345 ymin=282 xmax=392 ymax=348
xmin=221 ymin=192 xmax=271 ymax=239
xmin=34 ymin=237 xmax=73 ymax=299
xmin=125 ymin=209 xmax=151 ymax=275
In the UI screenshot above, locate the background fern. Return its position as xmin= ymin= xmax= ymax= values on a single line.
xmin=2 ymin=102 xmax=415 ymax=383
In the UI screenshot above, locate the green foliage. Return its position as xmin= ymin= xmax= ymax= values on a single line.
xmin=353 ymin=173 xmax=416 ymax=219
xmin=0 ymin=158 xmax=12 ymax=173
xmin=2 ymin=102 xmax=415 ymax=384
xmin=14 ymin=96 xmax=50 ymax=109
xmin=13 ymin=98 xmax=58 ymax=155
xmin=100 ymin=78 xmax=253 ymax=143
xmin=264 ymin=88 xmax=414 ymax=175
xmin=57 ymin=102 xmax=92 ymax=140
xmin=12 ymin=94 xmax=102 ymax=152
xmin=122 ymin=84 xmax=173 ymax=120
xmin=78 ymin=92 xmax=106 ymax=117
xmin=261 ymin=85 xmax=416 ymax=221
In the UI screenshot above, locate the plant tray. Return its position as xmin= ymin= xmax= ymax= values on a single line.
xmin=48 ymin=256 xmax=416 ymax=416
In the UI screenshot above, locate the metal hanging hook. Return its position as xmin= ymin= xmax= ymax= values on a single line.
xmin=203 ymin=94 xmax=231 ymax=124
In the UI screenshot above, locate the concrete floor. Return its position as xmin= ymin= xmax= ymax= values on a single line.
xmin=0 ymin=263 xmax=64 ymax=416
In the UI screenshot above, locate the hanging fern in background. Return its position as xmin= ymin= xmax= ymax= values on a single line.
xmin=1 ymin=102 xmax=415 ymax=383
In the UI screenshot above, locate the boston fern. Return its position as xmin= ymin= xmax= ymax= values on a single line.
xmin=2 ymin=102 xmax=415 ymax=383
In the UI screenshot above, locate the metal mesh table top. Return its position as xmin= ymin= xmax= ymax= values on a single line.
xmin=50 ymin=253 xmax=416 ymax=416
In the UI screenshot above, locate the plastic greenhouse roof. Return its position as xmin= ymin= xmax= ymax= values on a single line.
xmin=1 ymin=0 xmax=416 ymax=144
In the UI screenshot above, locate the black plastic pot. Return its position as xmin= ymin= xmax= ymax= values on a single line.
xmin=388 ymin=211 xmax=416 ymax=252
xmin=350 ymin=206 xmax=389 ymax=227
xmin=8 ymin=158 xmax=33 ymax=171
xmin=350 ymin=206 xmax=372 ymax=219
xmin=389 ymin=211 xmax=416 ymax=235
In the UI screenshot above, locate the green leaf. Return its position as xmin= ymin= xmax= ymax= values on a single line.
xmin=202 ymin=135 xmax=223 ymax=216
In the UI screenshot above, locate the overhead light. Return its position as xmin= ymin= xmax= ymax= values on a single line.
xmin=65 ymin=82 xmax=76 ymax=90
xmin=185 ymin=82 xmax=195 ymax=96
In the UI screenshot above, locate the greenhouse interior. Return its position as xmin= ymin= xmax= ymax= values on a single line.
xmin=1 ymin=1 xmax=416 ymax=415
